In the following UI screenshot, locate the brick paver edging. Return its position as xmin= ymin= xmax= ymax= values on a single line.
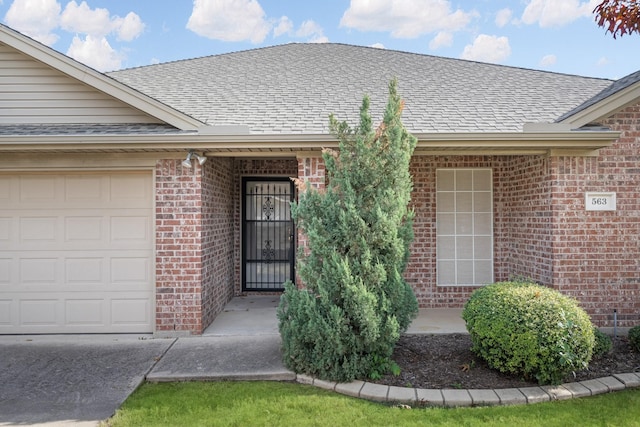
xmin=296 ymin=372 xmax=640 ymax=407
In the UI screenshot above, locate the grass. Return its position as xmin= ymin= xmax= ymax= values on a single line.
xmin=104 ymin=381 xmax=640 ymax=427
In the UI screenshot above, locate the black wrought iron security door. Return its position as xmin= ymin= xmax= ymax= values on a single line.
xmin=242 ymin=178 xmax=294 ymax=291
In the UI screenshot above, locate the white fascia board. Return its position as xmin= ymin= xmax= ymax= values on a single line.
xmin=522 ymin=123 xmax=573 ymax=132
xmin=0 ymin=25 xmax=203 ymax=131
xmin=0 ymin=130 xmax=619 ymax=153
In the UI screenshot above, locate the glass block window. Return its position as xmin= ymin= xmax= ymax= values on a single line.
xmin=436 ymin=169 xmax=493 ymax=286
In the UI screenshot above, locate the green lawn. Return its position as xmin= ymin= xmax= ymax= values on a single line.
xmin=104 ymin=381 xmax=640 ymax=427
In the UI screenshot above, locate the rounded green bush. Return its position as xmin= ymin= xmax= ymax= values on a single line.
xmin=592 ymin=327 xmax=612 ymax=357
xmin=629 ymin=325 xmax=640 ymax=352
xmin=462 ymin=281 xmax=595 ymax=385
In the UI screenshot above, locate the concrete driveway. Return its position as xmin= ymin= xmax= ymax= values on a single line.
xmin=0 ymin=334 xmax=174 ymax=426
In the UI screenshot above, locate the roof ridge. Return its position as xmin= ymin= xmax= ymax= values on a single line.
xmin=110 ymin=42 xmax=612 ymax=83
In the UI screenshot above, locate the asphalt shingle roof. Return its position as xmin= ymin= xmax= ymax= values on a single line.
xmin=556 ymin=69 xmax=640 ymax=122
xmin=109 ymin=43 xmax=612 ymax=135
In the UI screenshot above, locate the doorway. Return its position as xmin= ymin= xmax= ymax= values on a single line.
xmin=242 ymin=178 xmax=295 ymax=291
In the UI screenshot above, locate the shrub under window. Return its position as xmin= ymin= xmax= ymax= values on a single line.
xmin=462 ymin=281 xmax=595 ymax=385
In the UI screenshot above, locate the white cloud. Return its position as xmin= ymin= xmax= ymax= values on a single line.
xmin=521 ymin=0 xmax=599 ymax=27
xmin=4 ymin=0 xmax=143 ymax=70
xmin=540 ymin=54 xmax=557 ymax=67
xmin=370 ymin=43 xmax=385 ymax=49
xmin=66 ymin=34 xmax=121 ymax=71
xmin=274 ymin=16 xmax=293 ymax=37
xmin=296 ymin=19 xmax=327 ymax=42
xmin=60 ymin=1 xmax=111 ymax=36
xmin=597 ymin=57 xmax=610 ymax=67
xmin=340 ymin=0 xmax=474 ymax=38
xmin=114 ymin=12 xmax=145 ymax=41
xmin=4 ymin=0 xmax=61 ymax=45
xmin=296 ymin=20 xmax=322 ymax=38
xmin=429 ymin=31 xmax=453 ymax=49
xmin=58 ymin=1 xmax=143 ymax=70
xmin=60 ymin=1 xmax=143 ymax=40
xmin=309 ymin=35 xmax=329 ymax=44
xmin=460 ymin=34 xmax=511 ymax=64
xmin=187 ymin=0 xmax=271 ymax=43
xmin=495 ymin=8 xmax=512 ymax=28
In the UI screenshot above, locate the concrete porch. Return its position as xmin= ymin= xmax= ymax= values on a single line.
xmin=203 ymin=295 xmax=467 ymax=336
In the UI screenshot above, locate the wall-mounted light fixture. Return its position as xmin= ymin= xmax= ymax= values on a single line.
xmin=182 ymin=150 xmax=207 ymax=168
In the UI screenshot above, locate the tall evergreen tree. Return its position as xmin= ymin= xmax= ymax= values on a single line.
xmin=278 ymin=79 xmax=418 ymax=382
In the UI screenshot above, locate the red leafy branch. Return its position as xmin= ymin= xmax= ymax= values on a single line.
xmin=594 ymin=0 xmax=640 ymax=38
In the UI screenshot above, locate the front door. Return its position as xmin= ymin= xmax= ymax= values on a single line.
xmin=242 ymin=178 xmax=295 ymax=291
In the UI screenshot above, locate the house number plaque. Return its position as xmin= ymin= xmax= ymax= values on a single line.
xmin=585 ymin=192 xmax=616 ymax=211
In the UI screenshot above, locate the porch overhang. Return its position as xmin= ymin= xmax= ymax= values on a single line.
xmin=0 ymin=129 xmax=619 ymax=156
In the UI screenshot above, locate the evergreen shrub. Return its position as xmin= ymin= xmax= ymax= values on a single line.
xmin=629 ymin=325 xmax=640 ymax=352
xmin=277 ymin=80 xmax=418 ymax=382
xmin=462 ymin=281 xmax=595 ymax=385
xmin=592 ymin=327 xmax=612 ymax=357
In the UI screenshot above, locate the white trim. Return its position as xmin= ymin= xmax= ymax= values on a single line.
xmin=0 ymin=130 xmax=619 ymax=154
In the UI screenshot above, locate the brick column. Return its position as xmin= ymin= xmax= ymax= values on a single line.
xmin=297 ymin=153 xmax=326 ymax=190
xmin=155 ymin=159 xmax=204 ymax=335
xmin=295 ymin=153 xmax=326 ymax=286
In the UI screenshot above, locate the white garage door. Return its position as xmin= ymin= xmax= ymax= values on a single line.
xmin=0 ymin=171 xmax=154 ymax=334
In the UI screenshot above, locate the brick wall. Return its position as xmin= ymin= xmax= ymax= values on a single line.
xmin=501 ymin=155 xmax=553 ymax=285
xmin=153 ymin=102 xmax=640 ymax=334
xmin=408 ymin=155 xmax=514 ymax=307
xmin=297 ymin=155 xmax=326 ymax=190
xmin=155 ymin=159 xmax=204 ymax=335
xmin=407 ymin=148 xmax=639 ymax=327
xmin=550 ymin=102 xmax=640 ymax=327
xmin=201 ymin=157 xmax=235 ymax=330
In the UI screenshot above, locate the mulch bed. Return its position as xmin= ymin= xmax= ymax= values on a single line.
xmin=372 ymin=333 xmax=640 ymax=389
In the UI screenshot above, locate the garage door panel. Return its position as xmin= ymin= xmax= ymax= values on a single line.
xmin=0 ymin=171 xmax=154 ymax=333
xmin=111 ymin=257 xmax=150 ymax=285
xmin=1 ymin=173 xmax=151 ymax=209
xmin=111 ymin=215 xmax=150 ymax=243
xmin=20 ymin=299 xmax=59 ymax=326
xmin=110 ymin=174 xmax=151 ymax=202
xmin=0 ymin=291 xmax=154 ymax=333
xmin=20 ymin=257 xmax=58 ymax=284
xmin=5 ymin=250 xmax=151 ymax=291
xmin=0 ymin=300 xmax=12 ymax=325
xmin=65 ymin=299 xmax=104 ymax=325
xmin=1 ymin=211 xmax=150 ymax=251
xmin=0 ymin=176 xmax=10 ymax=199
xmin=66 ymin=257 xmax=104 ymax=284
xmin=0 ymin=217 xmax=11 ymax=241
xmin=111 ymin=298 xmax=151 ymax=325
xmin=65 ymin=216 xmax=104 ymax=242
xmin=19 ymin=175 xmax=58 ymax=203
xmin=0 ymin=258 xmax=10 ymax=284
xmin=64 ymin=175 xmax=105 ymax=203
xmin=20 ymin=216 xmax=58 ymax=242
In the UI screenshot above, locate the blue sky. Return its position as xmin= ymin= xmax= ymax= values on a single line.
xmin=1 ymin=0 xmax=638 ymax=80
